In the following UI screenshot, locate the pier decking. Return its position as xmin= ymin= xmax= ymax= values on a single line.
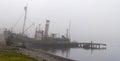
xmin=68 ymin=42 xmax=106 ymax=49
xmin=76 ymin=42 xmax=106 ymax=49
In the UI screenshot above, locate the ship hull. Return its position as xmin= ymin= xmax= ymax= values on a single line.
xmin=4 ymin=31 xmax=75 ymax=49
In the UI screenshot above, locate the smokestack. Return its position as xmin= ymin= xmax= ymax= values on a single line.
xmin=44 ymin=20 xmax=50 ymax=37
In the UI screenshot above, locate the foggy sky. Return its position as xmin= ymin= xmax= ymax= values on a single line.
xmin=0 ymin=0 xmax=120 ymax=42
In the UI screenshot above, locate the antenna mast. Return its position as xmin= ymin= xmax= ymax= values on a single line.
xmin=22 ymin=6 xmax=27 ymax=35
xmin=69 ymin=19 xmax=71 ymax=40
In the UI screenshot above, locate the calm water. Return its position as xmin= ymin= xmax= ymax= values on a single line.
xmin=37 ymin=40 xmax=120 ymax=61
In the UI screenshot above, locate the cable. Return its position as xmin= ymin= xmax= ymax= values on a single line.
xmin=24 ymin=22 xmax=35 ymax=32
xmin=12 ymin=14 xmax=24 ymax=30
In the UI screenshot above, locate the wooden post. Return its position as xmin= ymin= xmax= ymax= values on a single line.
xmin=91 ymin=41 xmax=93 ymax=48
xmin=99 ymin=44 xmax=100 ymax=48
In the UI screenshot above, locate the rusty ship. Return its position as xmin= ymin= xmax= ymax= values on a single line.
xmin=4 ymin=6 xmax=73 ymax=49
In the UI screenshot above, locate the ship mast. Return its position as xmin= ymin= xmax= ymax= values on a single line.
xmin=69 ymin=19 xmax=71 ymax=40
xmin=22 ymin=6 xmax=27 ymax=35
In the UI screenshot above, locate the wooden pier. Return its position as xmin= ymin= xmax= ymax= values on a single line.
xmin=65 ymin=41 xmax=106 ymax=49
xmin=76 ymin=42 xmax=106 ymax=49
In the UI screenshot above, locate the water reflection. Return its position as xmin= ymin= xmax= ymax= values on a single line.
xmin=38 ymin=47 xmax=106 ymax=59
xmin=28 ymin=41 xmax=120 ymax=61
